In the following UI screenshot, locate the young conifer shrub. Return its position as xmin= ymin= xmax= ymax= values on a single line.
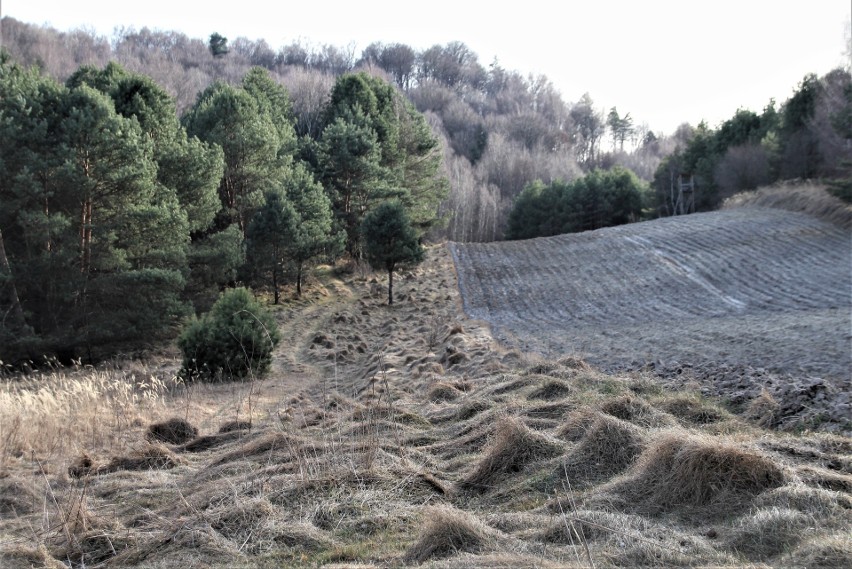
xmin=178 ymin=288 xmax=280 ymax=381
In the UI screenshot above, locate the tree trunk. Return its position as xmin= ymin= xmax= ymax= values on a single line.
xmin=387 ymin=267 xmax=394 ymax=305
xmin=0 ymin=228 xmax=27 ymax=331
xmin=272 ymin=266 xmax=280 ymax=304
xmin=296 ymin=264 xmax=302 ymax=297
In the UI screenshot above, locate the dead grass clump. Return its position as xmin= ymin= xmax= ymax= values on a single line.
xmin=555 ymin=356 xmax=592 ymax=372
xmin=658 ymin=394 xmax=724 ymax=425
xmin=788 ymin=534 xmax=852 ymax=568
xmin=538 ymin=508 xmax=647 ymax=544
xmin=0 ymin=544 xmax=66 ymax=569
xmin=454 ymin=399 xmax=491 ymax=421
xmin=754 ymin=481 xmax=852 ymax=519
xmin=177 ymin=430 xmax=247 ymax=453
xmin=745 ymin=389 xmax=780 ymax=427
xmin=428 ymin=381 xmax=463 ymax=402
xmin=219 ymin=419 xmax=252 ymax=433
xmin=607 ymin=432 xmax=785 ymax=516
xmin=53 ymin=526 xmax=137 ymax=567
xmin=557 ymin=408 xmax=601 ymax=441
xmin=559 ymin=414 xmax=646 ymax=487
xmin=68 ymin=444 xmax=183 ymax=477
xmin=146 ymin=417 xmax=198 ymax=444
xmin=797 ymin=466 xmax=852 ymax=493
xmin=527 ymin=379 xmax=572 ymax=401
xmin=489 ymin=375 xmax=535 ymax=396
xmin=211 ymin=432 xmax=299 ymax=466
xmin=0 ymin=474 xmax=40 ymax=517
xmin=525 ymin=357 xmax=591 ymax=378
xmin=403 ymin=505 xmax=490 ymax=563
xmin=112 ymin=520 xmax=243 ymax=567
xmin=208 ymin=497 xmax=275 ymax=541
xmin=458 ymin=417 xmax=563 ymax=493
xmin=524 ymin=401 xmax=573 ymax=420
xmin=599 ymin=394 xmax=668 ymax=427
xmin=102 ymin=443 xmax=184 ymax=474
xmin=727 ymin=507 xmax=814 ymax=559
xmin=723 ymin=181 xmax=852 ymax=229
xmin=263 ymin=520 xmax=333 ymax=552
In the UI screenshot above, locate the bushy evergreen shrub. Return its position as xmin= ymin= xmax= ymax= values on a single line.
xmin=178 ymin=288 xmax=280 ymax=381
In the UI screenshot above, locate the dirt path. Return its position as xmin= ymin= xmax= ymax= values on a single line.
xmin=263 ymin=247 xmax=506 ymax=408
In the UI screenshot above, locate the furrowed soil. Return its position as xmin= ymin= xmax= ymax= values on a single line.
xmin=1 ymin=188 xmax=850 ymax=568
xmin=451 ymin=203 xmax=852 ymax=433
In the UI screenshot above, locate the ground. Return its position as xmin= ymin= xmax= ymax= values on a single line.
xmin=0 ymin=185 xmax=850 ymax=568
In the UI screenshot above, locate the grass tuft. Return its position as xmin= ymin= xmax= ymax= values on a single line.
xmin=604 ymin=431 xmax=785 ymax=516
xmin=458 ymin=417 xmax=563 ymax=493
xmin=146 ymin=417 xmax=198 ymax=444
xmin=404 ymin=505 xmax=490 ymax=563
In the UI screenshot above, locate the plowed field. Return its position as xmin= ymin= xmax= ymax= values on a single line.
xmin=450 ymin=206 xmax=852 ymax=380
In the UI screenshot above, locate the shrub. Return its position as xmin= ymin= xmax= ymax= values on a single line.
xmin=178 ymin=288 xmax=280 ymax=381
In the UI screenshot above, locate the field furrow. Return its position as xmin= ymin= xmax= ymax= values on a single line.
xmin=450 ymin=206 xmax=852 ymax=380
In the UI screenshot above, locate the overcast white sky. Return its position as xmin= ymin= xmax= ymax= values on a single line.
xmin=4 ymin=1 xmax=850 ymax=134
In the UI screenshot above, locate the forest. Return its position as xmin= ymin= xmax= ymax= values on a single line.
xmin=1 ymin=16 xmax=850 ymax=364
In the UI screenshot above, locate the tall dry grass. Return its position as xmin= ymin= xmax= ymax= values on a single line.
xmin=0 ymin=364 xmax=179 ymax=471
xmin=723 ymin=181 xmax=852 ymax=229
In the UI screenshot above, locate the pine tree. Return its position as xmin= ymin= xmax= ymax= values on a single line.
xmin=361 ymin=201 xmax=424 ymax=305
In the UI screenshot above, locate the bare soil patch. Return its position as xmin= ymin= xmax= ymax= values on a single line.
xmin=451 ymin=204 xmax=851 ymax=432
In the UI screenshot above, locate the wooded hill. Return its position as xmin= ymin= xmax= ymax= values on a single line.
xmin=1 ymin=17 xmax=850 ymax=364
xmin=4 ymin=16 xmax=848 ymax=243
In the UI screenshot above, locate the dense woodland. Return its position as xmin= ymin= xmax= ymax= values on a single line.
xmin=1 ymin=16 xmax=850 ymax=364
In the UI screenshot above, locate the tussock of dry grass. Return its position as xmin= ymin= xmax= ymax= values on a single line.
xmin=557 ymin=408 xmax=600 ymax=441
xmin=403 ymin=505 xmax=492 ymax=563
xmin=657 ymin=393 xmax=725 ymax=425
xmin=146 ymin=417 xmax=198 ymax=444
xmin=558 ymin=414 xmax=646 ymax=487
xmin=458 ymin=417 xmax=563 ymax=493
xmin=603 ymin=432 xmax=786 ymax=516
xmin=789 ymin=534 xmax=852 ymax=568
xmin=70 ymin=443 xmax=184 ymax=477
xmin=218 ymin=419 xmax=252 ymax=433
xmin=727 ymin=507 xmax=815 ymax=559
xmin=745 ymin=389 xmax=781 ymax=427
xmin=724 ymin=181 xmax=852 ymax=229
xmin=754 ymin=480 xmax=852 ymax=518
xmin=427 ymin=381 xmax=464 ymax=402
xmin=527 ymin=378 xmax=572 ymax=401
xmin=0 ymin=475 xmax=40 ymax=517
xmin=797 ymin=465 xmax=852 ymax=493
xmin=598 ymin=393 xmax=671 ymax=428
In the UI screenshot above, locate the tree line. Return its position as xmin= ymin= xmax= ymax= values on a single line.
xmin=0 ymin=18 xmax=680 ymax=242
xmin=0 ymin=51 xmax=444 ymax=364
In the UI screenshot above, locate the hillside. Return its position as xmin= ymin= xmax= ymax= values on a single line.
xmin=451 ymin=188 xmax=852 ymax=433
xmin=2 ymin=215 xmax=851 ymax=567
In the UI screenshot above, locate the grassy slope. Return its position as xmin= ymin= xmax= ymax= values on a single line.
xmin=1 ymin=188 xmax=851 ymax=568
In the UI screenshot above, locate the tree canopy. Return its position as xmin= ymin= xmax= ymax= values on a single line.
xmin=506 ymin=167 xmax=649 ymax=240
xmin=361 ymin=201 xmax=424 ymax=305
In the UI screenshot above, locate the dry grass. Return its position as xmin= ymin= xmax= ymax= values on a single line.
xmin=724 ymin=181 xmax=852 ymax=229
xmin=601 ymin=431 xmax=786 ymax=517
xmin=558 ymin=414 xmax=647 ymax=488
xmin=1 ymin=245 xmax=849 ymax=568
xmin=0 ymin=365 xmax=177 ymax=470
xmin=403 ymin=505 xmax=492 ymax=563
xmin=457 ymin=417 xmax=563 ymax=493
xmin=146 ymin=417 xmax=198 ymax=444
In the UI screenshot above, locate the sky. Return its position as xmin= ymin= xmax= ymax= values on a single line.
xmin=3 ymin=1 xmax=850 ymax=134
